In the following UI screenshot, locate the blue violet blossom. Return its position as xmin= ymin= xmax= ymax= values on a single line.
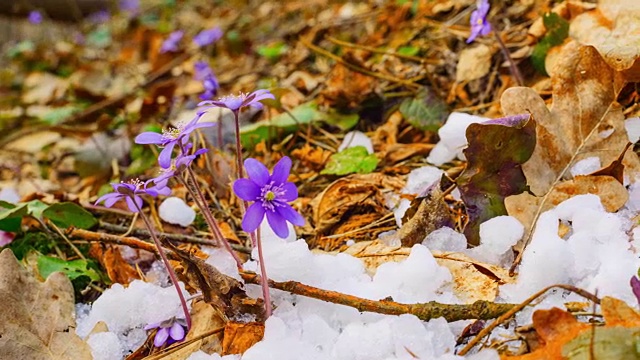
xmin=95 ymin=180 xmax=169 ymax=213
xmin=193 ymin=61 xmax=213 ymax=81
xmin=28 ymin=11 xmax=43 ymax=24
xmin=193 ymin=26 xmax=222 ymax=48
xmin=145 ymin=317 xmax=187 ymax=347
xmin=200 ymin=74 xmax=220 ymax=100
xmin=135 ymin=115 xmax=215 ymax=169
xmin=160 ymin=30 xmax=184 ymax=53
xmin=467 ymin=0 xmax=492 ymax=43
xmin=233 ymin=156 xmax=304 ymax=238
xmin=198 ymin=89 xmax=275 ymax=113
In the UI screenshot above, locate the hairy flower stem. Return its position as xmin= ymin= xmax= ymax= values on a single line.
xmin=134 ymin=202 xmax=191 ymax=330
xmin=255 ymin=227 xmax=272 ymax=317
xmin=232 ymin=110 xmax=271 ymax=316
xmin=179 ymin=169 xmax=243 ymax=268
xmin=491 ymin=27 xmax=524 ymax=86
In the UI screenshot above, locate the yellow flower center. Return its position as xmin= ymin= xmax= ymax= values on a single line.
xmin=264 ymin=191 xmax=276 ymax=201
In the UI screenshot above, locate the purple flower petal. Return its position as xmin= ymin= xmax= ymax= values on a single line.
xmin=276 ymin=203 xmax=305 ymax=226
xmin=242 ymin=202 xmax=266 ymax=233
xmin=244 ymin=158 xmax=270 ymax=187
xmin=104 ymin=194 xmax=123 ymax=208
xmin=135 ymin=132 xmax=164 ymax=145
xmin=28 ymin=11 xmax=43 ymax=24
xmin=144 ymin=322 xmax=160 ymax=330
xmin=270 ymin=156 xmax=291 ymax=184
xmin=631 ymin=276 xmax=640 ymax=305
xmin=266 ymin=210 xmax=288 ymax=238
xmin=193 ymin=26 xmax=223 ymax=47
xmin=233 ymin=178 xmax=261 ymax=201
xmin=95 ymin=192 xmax=121 ymax=207
xmin=154 ymin=327 xmax=169 ymax=347
xmin=158 ymin=142 xmax=176 ymax=169
xmin=125 ymin=196 xmax=140 ymax=212
xmin=169 ymin=323 xmax=185 ymax=341
xmin=251 ymin=89 xmax=275 ymax=102
xmin=280 ymin=182 xmax=298 ymax=202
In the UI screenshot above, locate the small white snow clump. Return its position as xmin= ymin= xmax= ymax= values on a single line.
xmin=338 ymin=130 xmax=374 ymax=154
xmin=427 ymin=112 xmax=488 ymax=166
xmin=87 ymin=332 xmax=124 ymax=360
xmin=467 ymin=216 xmax=524 ymax=266
xmin=625 ymin=117 xmax=640 ymax=143
xmin=159 ymin=196 xmax=196 ymax=226
xmin=569 ymin=157 xmax=601 ymax=177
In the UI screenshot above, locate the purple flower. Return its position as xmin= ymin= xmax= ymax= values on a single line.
xmin=120 ymin=0 xmax=140 ymax=15
xmin=134 ymin=115 xmax=214 ymax=169
xmin=28 ymin=11 xmax=43 ymax=24
xmin=199 ymin=74 xmax=220 ymax=100
xmin=95 ymin=180 xmax=170 ymax=213
xmin=160 ymin=31 xmax=184 ymax=53
xmin=467 ymin=0 xmax=492 ymax=43
xmin=193 ymin=61 xmax=213 ymax=81
xmin=151 ymin=145 xmax=208 ymax=189
xmin=631 ymin=276 xmax=640 ymax=306
xmin=145 ymin=317 xmax=187 ymax=347
xmin=198 ymin=89 xmax=275 ymax=113
xmin=193 ymin=26 xmax=223 ymax=47
xmin=233 ymin=157 xmax=304 ymax=238
xmin=87 ymin=10 xmax=110 ymax=24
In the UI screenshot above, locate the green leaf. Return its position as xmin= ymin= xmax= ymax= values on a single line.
xmin=86 ymin=26 xmax=112 ymax=48
xmin=257 ymin=42 xmax=288 ymax=61
xmin=531 ymin=12 xmax=569 ymax=75
xmin=37 ymin=255 xmax=101 ymax=282
xmin=38 ymin=105 xmax=84 ymax=125
xmin=240 ymin=102 xmax=359 ymax=147
xmin=456 ymin=114 xmax=536 ymax=246
xmin=397 ymin=46 xmax=420 ymax=57
xmin=321 ymin=146 xmax=379 ymax=175
xmin=0 ymin=203 xmax=28 ymax=232
xmin=42 ymin=202 xmax=97 ymax=229
xmin=399 ymin=90 xmax=448 ymax=131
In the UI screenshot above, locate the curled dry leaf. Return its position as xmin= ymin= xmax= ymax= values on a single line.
xmin=222 ymin=322 xmax=265 ymax=355
xmin=309 ymin=173 xmax=403 ymax=238
xmin=569 ymin=0 xmax=640 ymax=81
xmin=343 ymin=240 xmax=511 ymax=303
xmin=0 ymin=248 xmax=92 ymax=359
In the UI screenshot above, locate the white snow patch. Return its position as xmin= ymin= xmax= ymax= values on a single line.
xmin=76 ymin=280 xmax=190 ymax=355
xmin=570 ymin=157 xmax=601 ymax=177
xmin=159 ymin=196 xmax=196 ymax=226
xmin=423 ymin=227 xmax=467 ymax=252
xmin=625 ymin=117 xmax=640 ymax=143
xmin=187 ymin=351 xmax=240 ymax=360
xmin=466 ymin=216 xmax=523 ymax=266
xmin=427 ymin=112 xmax=488 ymax=166
xmin=338 ymin=131 xmax=374 ymax=154
xmin=87 ymin=332 xmax=125 ymax=360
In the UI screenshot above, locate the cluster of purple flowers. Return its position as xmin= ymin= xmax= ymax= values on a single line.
xmin=159 ymin=26 xmax=223 ymax=54
xmin=194 ymin=61 xmax=220 ymax=100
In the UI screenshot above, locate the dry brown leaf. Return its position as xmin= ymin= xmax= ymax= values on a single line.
xmin=291 ymin=143 xmax=332 ymax=172
xmin=502 ymin=307 xmax=591 ymax=360
xmin=343 ymin=240 xmax=511 ymax=302
xmin=502 ymin=42 xmax=633 ymax=197
xmin=89 ymin=244 xmax=140 ymax=285
xmin=0 ymin=249 xmax=92 ymax=359
xmin=22 ymin=72 xmax=69 ymax=104
xmin=309 ymin=173 xmax=403 ymax=237
xmin=6 ymin=131 xmax=62 ymax=154
xmin=569 ymin=0 xmax=640 ymax=81
xmin=222 ymin=322 xmax=265 ymax=355
xmin=319 ymin=62 xmax=378 ymax=109
xmin=456 ymin=45 xmax=493 ymax=82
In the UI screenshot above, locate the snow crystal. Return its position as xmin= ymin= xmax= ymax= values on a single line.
xmin=87 ymin=332 xmax=124 ymax=360
xmin=625 ymin=117 xmax=640 ymax=143
xmin=338 ymin=130 xmax=374 ymax=154
xmin=76 ymin=280 xmax=190 ymax=354
xmin=159 ymin=196 xmax=196 ymax=226
xmin=427 ymin=112 xmax=488 ymax=166
xmin=423 ymin=226 xmax=467 ymax=252
xmin=466 ymin=216 xmax=523 ymax=266
xmin=569 ymin=157 xmax=601 ymax=177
